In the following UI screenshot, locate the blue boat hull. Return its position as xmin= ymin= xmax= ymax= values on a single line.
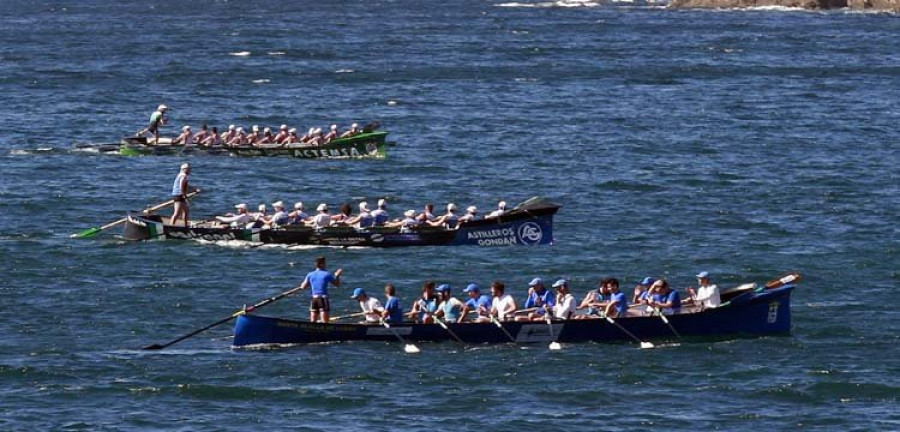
xmin=232 ymin=285 xmax=794 ymax=347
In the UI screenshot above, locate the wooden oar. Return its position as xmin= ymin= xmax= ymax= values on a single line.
xmin=329 ymin=312 xmax=366 ymax=322
xmin=142 ymin=281 xmax=303 ymax=350
xmin=490 ymin=315 xmax=517 ymax=343
xmin=433 ymin=315 xmax=467 ymax=346
xmin=71 ymin=189 xmax=202 ymax=238
xmin=765 ymin=272 xmax=802 ymax=289
xmin=650 ymin=306 xmax=682 ymax=340
xmin=380 ymin=319 xmax=420 ymax=354
xmin=605 ymin=316 xmax=654 ymax=349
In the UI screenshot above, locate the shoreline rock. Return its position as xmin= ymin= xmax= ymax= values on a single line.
xmin=667 ymin=0 xmax=899 ymax=10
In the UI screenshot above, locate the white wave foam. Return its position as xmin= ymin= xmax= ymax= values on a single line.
xmin=230 ymin=51 xmax=251 ymax=57
xmin=268 ymin=51 xmax=286 ymax=56
xmin=252 ymin=79 xmax=270 ymax=84
xmin=496 ymin=0 xmax=600 ymax=7
xmin=335 ymin=68 xmax=355 ymax=74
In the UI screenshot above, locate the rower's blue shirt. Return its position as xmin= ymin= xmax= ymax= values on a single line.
xmin=384 ymin=296 xmax=403 ymax=323
xmin=372 ymin=209 xmax=389 ymax=225
xmin=291 ymin=211 xmax=308 ymax=225
xmin=417 ymin=297 xmax=439 ymax=322
xmin=662 ymin=290 xmax=681 ymax=314
xmin=524 ymin=288 xmax=555 ymax=312
xmin=304 ymin=269 xmax=335 ymax=297
xmin=171 ymin=172 xmax=187 ymax=197
xmin=465 ymin=295 xmax=492 ymax=314
xmin=610 ymin=291 xmax=628 ymax=316
xmin=357 ymin=212 xmax=374 ymax=228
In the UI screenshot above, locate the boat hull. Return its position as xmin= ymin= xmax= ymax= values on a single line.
xmin=123 ymin=198 xmax=559 ymax=247
xmin=232 ymin=285 xmax=794 ymax=347
xmin=117 ymin=131 xmax=388 ymax=158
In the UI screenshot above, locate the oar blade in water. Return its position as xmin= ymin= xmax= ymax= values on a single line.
xmin=71 ymin=227 xmax=102 ymax=239
xmin=549 ymin=342 xmax=562 ymax=350
xmin=404 ymin=344 xmax=420 ymax=354
xmin=640 ymin=342 xmax=655 ymax=349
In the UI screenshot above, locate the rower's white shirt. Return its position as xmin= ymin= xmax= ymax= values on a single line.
xmin=400 ymin=217 xmax=419 ymax=229
xmin=359 ymin=297 xmax=384 ymax=323
xmin=695 ymin=284 xmax=721 ymax=308
xmin=459 ymin=213 xmax=476 ymax=223
xmin=554 ymin=293 xmax=576 ymax=319
xmin=486 ymin=209 xmax=506 ymax=218
xmin=313 ymin=213 xmax=331 ymax=228
xmin=492 ymin=294 xmax=516 ymax=321
xmin=216 ymin=213 xmax=250 ymax=227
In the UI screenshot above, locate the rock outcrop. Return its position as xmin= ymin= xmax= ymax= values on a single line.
xmin=668 ymin=0 xmax=899 ymax=10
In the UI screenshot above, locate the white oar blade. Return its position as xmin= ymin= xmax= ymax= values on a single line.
xmin=640 ymin=342 xmax=655 ymax=349
xmin=549 ymin=342 xmax=562 ymax=350
xmin=404 ymin=344 xmax=421 ymax=354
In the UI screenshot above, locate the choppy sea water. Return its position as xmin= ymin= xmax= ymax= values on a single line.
xmin=0 ymin=0 xmax=898 ymax=430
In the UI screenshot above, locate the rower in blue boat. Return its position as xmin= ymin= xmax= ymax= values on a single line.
xmin=461 ymin=283 xmax=492 ymax=323
xmin=551 ymin=279 xmax=576 ymax=320
xmin=434 ymin=284 xmax=465 ymax=323
xmin=381 ymin=283 xmax=403 ymax=324
xmin=686 ymin=271 xmax=721 ymax=309
xmin=520 ymin=277 xmax=555 ymax=321
xmin=647 ymin=279 xmax=680 ymax=315
xmin=299 ymin=256 xmax=343 ymax=323
xmin=350 ymin=288 xmax=383 ymax=324
xmin=577 ymin=278 xmax=611 ymax=317
xmin=407 ymin=281 xmax=439 ymax=324
xmin=633 ymin=276 xmax=656 ymax=304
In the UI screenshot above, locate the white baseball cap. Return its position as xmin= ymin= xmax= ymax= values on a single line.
xmin=235 ymin=203 xmax=247 ymax=210
xmin=467 ymin=206 xmax=477 ymax=213
xmin=158 ymin=104 xmax=168 ymax=111
xmin=294 ymin=202 xmax=305 ymax=210
xmin=182 ymin=125 xmax=191 ymax=131
xmin=378 ymin=198 xmax=386 ymax=207
xmin=317 ymin=203 xmax=328 ymax=212
xmin=180 ymin=162 xmax=190 ymax=170
xmin=289 ymin=128 xmax=297 ymax=134
xmin=258 ymin=204 xmax=266 ymax=211
xmin=404 ymin=209 xmax=416 ymax=217
xmin=229 ymin=124 xmax=235 ymax=130
xmin=280 ymin=124 xmax=288 ymax=130
xmin=330 ymin=124 xmax=337 ymax=130
xmin=359 ymin=202 xmax=369 ymax=211
xmin=499 ymin=201 xmax=507 ymax=209
xmin=273 ymin=201 xmax=284 ymax=208
xmin=447 ymin=203 xmax=457 ymax=211
xmin=252 ymin=125 xmax=259 ymax=132
xmin=264 ymin=127 xmax=271 ymax=133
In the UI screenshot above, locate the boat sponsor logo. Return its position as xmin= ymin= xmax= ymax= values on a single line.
xmin=517 ymin=222 xmax=543 ymax=245
xmin=767 ymin=301 xmax=779 ymax=323
xmin=515 ymin=323 xmax=563 ymax=343
xmin=325 ymin=237 xmax=368 ymax=246
xmin=293 ymin=147 xmax=363 ymax=159
xmin=365 ymin=142 xmax=378 ymax=154
xmin=370 ymin=233 xmax=384 ymax=243
xmin=467 ymin=227 xmax=519 ymax=246
xmin=167 ymin=230 xmax=238 ymax=241
xmin=366 ymin=327 xmax=413 ymax=336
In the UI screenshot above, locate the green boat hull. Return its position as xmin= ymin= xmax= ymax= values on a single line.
xmin=117 ymin=131 xmax=389 ymax=159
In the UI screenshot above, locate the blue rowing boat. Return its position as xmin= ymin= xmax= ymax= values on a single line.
xmin=232 ymin=283 xmax=795 ymax=348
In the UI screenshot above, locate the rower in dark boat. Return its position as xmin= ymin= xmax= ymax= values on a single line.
xmin=407 ymin=281 xmax=439 ymax=324
xmin=339 ymin=123 xmax=359 ymax=138
xmin=246 ymin=125 xmax=261 ymax=145
xmin=371 ymin=199 xmax=389 ymax=225
xmin=435 ymin=284 xmax=465 ymax=323
xmin=221 ymin=125 xmax=238 ymax=144
xmin=309 ymin=204 xmax=332 ymax=228
xmin=458 ymin=206 xmax=478 ymax=224
xmin=192 ymin=124 xmax=209 ymax=144
xmin=490 ymin=281 xmax=517 ymax=322
xmin=551 ymin=279 xmax=576 ymax=320
xmin=381 ymin=283 xmax=403 ymax=324
xmin=686 ymin=271 xmax=721 ymax=309
xmin=385 ymin=209 xmax=418 ymax=231
xmin=259 ymin=201 xmax=289 ymax=227
xmin=350 ymin=288 xmax=383 ymax=324
xmin=257 ymin=127 xmax=274 ymax=145
xmin=428 ymin=203 xmax=459 ymax=229
xmin=461 ymin=283 xmax=492 ymax=323
xmin=215 ymin=203 xmax=251 ymax=227
xmin=344 ymin=202 xmax=374 ymax=228
xmin=633 ymin=277 xmax=655 ymax=304
xmin=647 ymin=279 xmax=681 ymax=315
xmin=486 ymin=201 xmax=507 ymax=219
xmin=273 ymin=125 xmax=289 ymax=144
xmin=520 ymin=278 xmax=554 ymax=321
xmin=299 ymin=256 xmax=343 ymax=323
xmin=603 ymin=278 xmax=629 ymax=318
xmin=323 ymin=124 xmax=338 ymax=144
xmin=200 ymin=126 xmax=221 ymax=147
xmin=416 ymin=203 xmax=436 ymax=224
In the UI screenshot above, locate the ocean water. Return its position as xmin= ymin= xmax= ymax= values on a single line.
xmin=1 ymin=0 xmax=898 ymax=430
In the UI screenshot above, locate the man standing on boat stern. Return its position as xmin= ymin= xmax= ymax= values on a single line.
xmin=137 ymin=104 xmax=168 ymax=144
xmin=300 ymin=256 xmax=343 ymax=323
xmin=171 ymin=163 xmax=191 ymax=227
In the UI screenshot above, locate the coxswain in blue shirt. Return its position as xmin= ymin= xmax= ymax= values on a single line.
xmin=407 ymin=281 xmax=439 ymax=324
xmin=382 ymin=283 xmax=404 ymax=324
xmin=521 ymin=277 xmax=556 ymax=321
xmin=461 ymin=283 xmax=492 ymax=323
xmin=299 ymin=256 xmax=343 ymax=323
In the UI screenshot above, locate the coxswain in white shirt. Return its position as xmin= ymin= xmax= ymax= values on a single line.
xmin=486 ymin=201 xmax=507 ymax=219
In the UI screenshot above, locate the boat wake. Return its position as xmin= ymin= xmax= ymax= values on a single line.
xmin=496 ymin=0 xmax=601 ymax=7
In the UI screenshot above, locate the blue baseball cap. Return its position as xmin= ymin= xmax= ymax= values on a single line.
xmin=350 ymin=288 xmax=366 ymax=299
xmin=640 ymin=277 xmax=655 ymax=286
xmin=463 ymin=283 xmax=479 ymax=293
xmin=528 ymin=277 xmax=543 ymax=287
xmin=552 ymin=279 xmax=568 ymax=288
xmin=436 ymin=284 xmax=450 ymax=293
xmin=696 ymin=271 xmax=710 ymax=279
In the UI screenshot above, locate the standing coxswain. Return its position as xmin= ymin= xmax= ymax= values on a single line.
xmin=170 ymin=163 xmax=191 ymax=227
xmin=299 ymin=256 xmax=343 ymax=323
xmin=136 ymin=104 xmax=169 ymax=145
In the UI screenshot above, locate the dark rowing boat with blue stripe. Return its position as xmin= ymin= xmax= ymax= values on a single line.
xmin=231 ymin=283 xmax=796 ymax=348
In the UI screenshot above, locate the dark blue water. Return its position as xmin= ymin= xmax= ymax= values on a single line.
xmin=1 ymin=1 xmax=898 ymax=430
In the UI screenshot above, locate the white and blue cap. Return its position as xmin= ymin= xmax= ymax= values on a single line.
xmin=350 ymin=288 xmax=366 ymax=299
xmin=436 ymin=284 xmax=450 ymax=293
xmin=696 ymin=271 xmax=710 ymax=279
xmin=640 ymin=277 xmax=655 ymax=286
xmin=552 ymin=279 xmax=568 ymax=289
xmin=463 ymin=283 xmax=479 ymax=293
xmin=528 ymin=277 xmax=543 ymax=287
